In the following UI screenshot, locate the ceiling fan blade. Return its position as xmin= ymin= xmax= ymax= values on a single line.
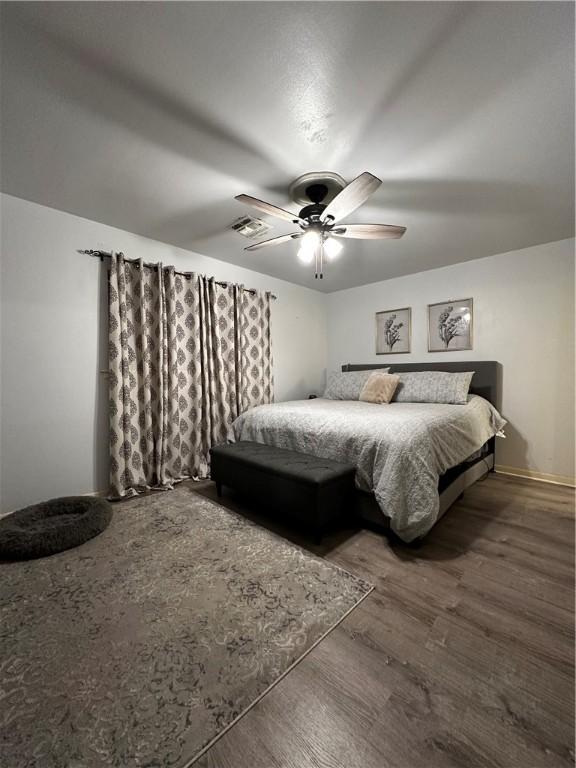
xmin=331 ymin=223 xmax=406 ymax=240
xmin=244 ymin=233 xmax=303 ymax=251
xmin=235 ymin=194 xmax=303 ymax=224
xmin=321 ymin=172 xmax=382 ymax=223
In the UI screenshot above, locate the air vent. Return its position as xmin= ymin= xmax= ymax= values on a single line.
xmin=231 ymin=216 xmax=272 ymax=239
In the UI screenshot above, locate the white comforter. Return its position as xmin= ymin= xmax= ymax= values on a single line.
xmin=231 ymin=396 xmax=506 ymax=541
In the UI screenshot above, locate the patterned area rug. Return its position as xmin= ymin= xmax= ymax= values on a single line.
xmin=0 ymin=487 xmax=372 ymax=767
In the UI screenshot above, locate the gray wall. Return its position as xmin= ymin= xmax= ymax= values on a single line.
xmin=1 ymin=193 xmax=573 ymax=513
xmin=0 ymin=194 xmax=328 ymax=512
xmin=326 ymin=238 xmax=575 ymax=483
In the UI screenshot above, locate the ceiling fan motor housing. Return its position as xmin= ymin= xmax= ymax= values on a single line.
xmin=298 ymin=202 xmax=326 ymax=221
xmin=297 ymin=183 xmax=332 ymax=222
xmin=289 ymin=171 xmax=347 ymax=207
xmin=305 ymin=183 xmax=328 ymax=203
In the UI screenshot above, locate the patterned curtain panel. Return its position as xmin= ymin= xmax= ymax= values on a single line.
xmin=108 ymin=254 xmax=274 ymax=497
xmin=239 ymin=289 xmax=274 ymax=412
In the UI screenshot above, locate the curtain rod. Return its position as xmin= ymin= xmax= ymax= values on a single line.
xmin=79 ymin=249 xmax=277 ymax=299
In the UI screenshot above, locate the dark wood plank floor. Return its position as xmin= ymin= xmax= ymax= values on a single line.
xmin=193 ymin=474 xmax=575 ymax=768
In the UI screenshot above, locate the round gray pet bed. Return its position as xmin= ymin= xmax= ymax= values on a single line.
xmin=0 ymin=496 xmax=113 ymax=560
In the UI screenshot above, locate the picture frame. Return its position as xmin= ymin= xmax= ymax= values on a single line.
xmin=375 ymin=307 xmax=411 ymax=354
xmin=428 ymin=298 xmax=473 ymax=352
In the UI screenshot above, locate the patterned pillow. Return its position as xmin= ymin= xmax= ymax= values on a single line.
xmin=392 ymin=371 xmax=474 ymax=405
xmin=324 ymin=369 xmax=390 ymax=401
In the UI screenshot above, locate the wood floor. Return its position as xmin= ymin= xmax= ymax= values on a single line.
xmin=193 ymin=473 xmax=575 ymax=768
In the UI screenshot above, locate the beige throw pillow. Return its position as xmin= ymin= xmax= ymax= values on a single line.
xmin=359 ymin=372 xmax=400 ymax=404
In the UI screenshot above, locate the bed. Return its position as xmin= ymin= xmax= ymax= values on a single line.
xmin=231 ymin=361 xmax=505 ymax=541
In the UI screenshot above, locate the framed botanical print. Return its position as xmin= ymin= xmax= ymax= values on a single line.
xmin=428 ymin=298 xmax=473 ymax=352
xmin=376 ymin=307 xmax=411 ymax=354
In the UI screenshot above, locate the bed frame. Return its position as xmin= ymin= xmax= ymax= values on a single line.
xmin=341 ymin=361 xmax=501 ymax=529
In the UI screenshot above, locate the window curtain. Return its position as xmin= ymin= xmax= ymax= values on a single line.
xmin=108 ymin=253 xmax=273 ymax=497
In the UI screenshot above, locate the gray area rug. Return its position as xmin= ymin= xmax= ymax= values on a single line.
xmin=0 ymin=486 xmax=372 ymax=767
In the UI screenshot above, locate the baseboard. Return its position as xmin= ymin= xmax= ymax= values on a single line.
xmin=495 ymin=465 xmax=576 ymax=488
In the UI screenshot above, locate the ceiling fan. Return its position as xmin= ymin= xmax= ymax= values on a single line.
xmin=235 ymin=171 xmax=406 ymax=279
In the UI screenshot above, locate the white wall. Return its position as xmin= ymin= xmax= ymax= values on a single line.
xmin=1 ymin=192 xmax=573 ymax=512
xmin=0 ymin=194 xmax=328 ymax=512
xmin=327 ymin=239 xmax=575 ymax=483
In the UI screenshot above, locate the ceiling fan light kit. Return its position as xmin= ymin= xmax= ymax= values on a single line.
xmin=323 ymin=236 xmax=343 ymax=260
xmin=235 ymin=171 xmax=406 ymax=279
xmin=297 ymin=230 xmax=319 ymax=264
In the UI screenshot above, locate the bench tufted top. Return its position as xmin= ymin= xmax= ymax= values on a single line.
xmin=210 ymin=441 xmax=356 ymax=487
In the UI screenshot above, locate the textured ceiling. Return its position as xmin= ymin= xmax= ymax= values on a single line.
xmin=1 ymin=2 xmax=574 ymax=292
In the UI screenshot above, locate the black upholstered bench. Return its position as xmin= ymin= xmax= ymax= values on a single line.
xmin=209 ymin=441 xmax=356 ymax=543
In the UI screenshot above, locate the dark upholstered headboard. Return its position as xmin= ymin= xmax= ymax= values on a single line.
xmin=342 ymin=361 xmax=501 ymax=407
